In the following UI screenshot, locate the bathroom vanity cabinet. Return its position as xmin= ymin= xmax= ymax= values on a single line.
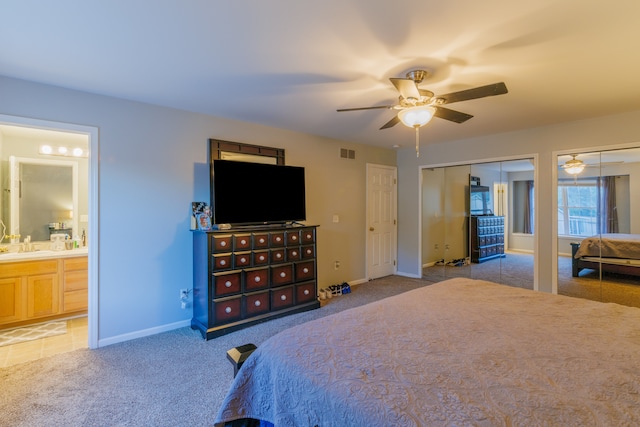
xmin=192 ymin=225 xmax=320 ymax=339
xmin=0 ymin=254 xmax=88 ymax=329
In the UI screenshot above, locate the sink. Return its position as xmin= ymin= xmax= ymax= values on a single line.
xmin=0 ymin=248 xmax=88 ymax=262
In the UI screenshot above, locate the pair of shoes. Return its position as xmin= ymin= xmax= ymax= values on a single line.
xmin=434 ymin=259 xmax=445 ymax=266
xmin=446 ymin=258 xmax=466 ymax=267
xmin=327 ymin=282 xmax=351 ymax=296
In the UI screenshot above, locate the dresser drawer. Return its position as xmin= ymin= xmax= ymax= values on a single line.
xmin=213 ymin=271 xmax=241 ymax=297
xmin=295 ymin=260 xmax=315 ymax=281
xmin=245 ymin=291 xmax=270 ymax=317
xmin=234 ymin=234 xmax=252 ymax=250
xmin=211 ymin=234 xmax=233 ymax=252
xmin=234 ymin=251 xmax=252 ymax=268
xmin=213 ymin=253 xmax=232 ymax=270
xmin=296 ymin=282 xmax=316 ymax=304
xmin=270 ymin=232 xmax=285 ymax=247
xmin=271 ymin=286 xmax=294 ymax=310
xmin=245 ymin=268 xmax=269 ymax=292
xmin=253 ymin=233 xmax=269 ymax=249
xmin=300 ymin=228 xmax=315 ymax=243
xmin=301 ymin=245 xmax=315 ymax=259
xmin=271 ymin=264 xmax=293 ymax=286
xmin=286 ymin=230 xmax=300 ymax=245
xmin=253 ymin=250 xmax=269 ymax=266
xmin=270 ymin=249 xmax=286 ymax=263
xmin=287 ymin=247 xmax=301 ymax=261
xmin=213 ymin=296 xmax=242 ymax=324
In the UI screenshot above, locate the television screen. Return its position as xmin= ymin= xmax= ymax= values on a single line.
xmin=212 ymin=160 xmax=306 ymax=225
xmin=470 ymin=185 xmax=492 ymax=216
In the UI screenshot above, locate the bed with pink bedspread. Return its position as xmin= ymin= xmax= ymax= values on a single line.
xmin=571 ymin=233 xmax=640 ymax=277
xmin=215 ymin=277 xmax=640 ymax=426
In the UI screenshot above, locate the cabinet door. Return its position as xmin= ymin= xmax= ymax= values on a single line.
xmin=0 ymin=277 xmax=23 ymax=324
xmin=27 ymin=273 xmax=59 ymax=319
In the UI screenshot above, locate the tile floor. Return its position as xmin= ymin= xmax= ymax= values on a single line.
xmin=0 ymin=317 xmax=88 ymax=368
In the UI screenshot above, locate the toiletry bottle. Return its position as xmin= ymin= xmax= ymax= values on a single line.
xmin=82 ymin=229 xmax=86 ymax=247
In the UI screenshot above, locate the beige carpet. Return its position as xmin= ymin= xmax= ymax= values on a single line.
xmin=423 ymin=252 xmax=640 ymax=308
xmin=0 ymin=321 xmax=67 ymax=347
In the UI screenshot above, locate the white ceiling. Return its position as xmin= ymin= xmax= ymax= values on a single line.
xmin=2 ymin=1 xmax=640 ymax=150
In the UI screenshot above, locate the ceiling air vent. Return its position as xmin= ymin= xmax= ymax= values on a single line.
xmin=340 ymin=148 xmax=355 ymax=159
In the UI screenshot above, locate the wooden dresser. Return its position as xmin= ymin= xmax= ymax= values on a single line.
xmin=192 ymin=225 xmax=320 ymax=339
xmin=470 ymin=216 xmax=505 ymax=263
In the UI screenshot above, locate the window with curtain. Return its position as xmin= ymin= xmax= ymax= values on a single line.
xmin=513 ymin=180 xmax=534 ymax=234
xmin=558 ymin=176 xmax=621 ymax=236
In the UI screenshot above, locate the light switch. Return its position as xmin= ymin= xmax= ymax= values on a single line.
xmin=332 ymin=215 xmax=339 ymax=223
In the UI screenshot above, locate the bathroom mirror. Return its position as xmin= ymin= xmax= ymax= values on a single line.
xmin=9 ymin=156 xmax=78 ymax=242
xmin=0 ymin=125 xmax=89 ymax=244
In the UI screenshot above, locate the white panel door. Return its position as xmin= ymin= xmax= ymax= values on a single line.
xmin=366 ymin=164 xmax=397 ymax=279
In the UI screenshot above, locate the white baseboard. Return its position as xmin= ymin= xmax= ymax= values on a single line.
xmin=97 ymin=319 xmax=191 ymax=348
xmin=395 ymin=271 xmax=422 ymax=279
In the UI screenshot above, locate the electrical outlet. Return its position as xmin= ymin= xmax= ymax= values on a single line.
xmin=334 ymin=261 xmax=340 ymax=270
xmin=180 ymin=289 xmax=189 ymax=300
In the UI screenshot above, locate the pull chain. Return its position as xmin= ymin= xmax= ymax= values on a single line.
xmin=415 ymin=126 xmax=420 ymax=157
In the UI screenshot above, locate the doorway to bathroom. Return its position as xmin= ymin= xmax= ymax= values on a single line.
xmin=0 ymin=114 xmax=98 ymax=367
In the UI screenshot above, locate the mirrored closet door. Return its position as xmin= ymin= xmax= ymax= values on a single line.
xmin=422 ymin=158 xmax=535 ymax=288
xmin=557 ymin=147 xmax=640 ymax=307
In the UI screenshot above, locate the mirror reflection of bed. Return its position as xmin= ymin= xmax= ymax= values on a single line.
xmin=557 ymin=146 xmax=640 ymax=308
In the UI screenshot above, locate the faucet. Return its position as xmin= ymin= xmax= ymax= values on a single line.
xmin=22 ymin=235 xmax=33 ymax=252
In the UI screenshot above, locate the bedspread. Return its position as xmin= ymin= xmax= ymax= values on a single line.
xmin=574 ymin=233 xmax=640 ymax=259
xmin=215 ymin=278 xmax=640 ymax=426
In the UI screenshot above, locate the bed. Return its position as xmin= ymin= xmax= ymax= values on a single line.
xmin=571 ymin=233 xmax=640 ymax=277
xmin=215 ymin=277 xmax=640 ymax=426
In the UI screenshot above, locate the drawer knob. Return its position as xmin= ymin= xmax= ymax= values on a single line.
xmin=304 ymin=289 xmax=310 ymax=295
xmin=276 ymin=237 xmax=282 ymax=242
xmin=259 ymin=255 xmax=265 ymax=261
xmin=241 ymin=239 xmax=247 ymax=245
xmin=306 ymin=234 xmax=311 ymax=239
xmin=225 ymin=306 xmax=232 ymax=314
xmin=259 ymin=238 xmax=265 ymax=243
xmin=254 ymin=276 xmax=261 ymax=283
xmin=240 ymin=257 xmax=247 ymax=263
xmin=220 ymin=260 xmax=226 ymax=266
xmin=280 ymin=295 xmax=287 ymax=301
xmin=220 ymin=241 xmax=227 ymax=247
xmin=225 ymin=280 xmax=232 ymax=288
xmin=254 ymin=300 xmax=261 ymax=307
xmin=276 ymin=253 xmax=282 ymax=259
xmin=303 ymin=267 xmax=309 ymax=273
xmin=292 ymin=235 xmax=297 ymax=241
xmin=280 ymin=272 xmax=286 ymax=278
xmin=292 ymin=251 xmax=298 ymax=256
xmin=306 ymin=249 xmax=312 ymax=254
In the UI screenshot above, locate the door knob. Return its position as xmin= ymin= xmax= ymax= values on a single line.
xmin=369 ymin=227 xmax=375 ymax=231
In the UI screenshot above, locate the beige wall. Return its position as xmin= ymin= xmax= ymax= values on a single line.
xmin=0 ymin=75 xmax=395 ymax=344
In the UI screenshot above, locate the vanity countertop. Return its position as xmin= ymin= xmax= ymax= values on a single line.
xmin=0 ymin=247 xmax=88 ymax=263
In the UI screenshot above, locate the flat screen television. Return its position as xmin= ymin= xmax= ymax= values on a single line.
xmin=212 ymin=159 xmax=306 ymax=225
xmin=470 ymin=185 xmax=492 ymax=216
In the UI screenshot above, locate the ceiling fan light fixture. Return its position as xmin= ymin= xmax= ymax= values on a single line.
xmin=398 ymin=106 xmax=436 ymax=128
xmin=564 ymin=159 xmax=585 ymax=175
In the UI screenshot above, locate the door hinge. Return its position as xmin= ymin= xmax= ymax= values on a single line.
xmin=393 ymin=178 xmax=397 ymax=185
xmin=394 ymin=219 xmax=396 ymax=225
xmin=393 ymin=260 xmax=396 ymax=266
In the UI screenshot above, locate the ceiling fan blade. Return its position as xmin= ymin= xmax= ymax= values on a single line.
xmin=434 ymin=106 xmax=474 ymax=123
xmin=380 ymin=115 xmax=400 ymax=130
xmin=337 ymin=105 xmax=394 ymax=112
xmin=390 ymin=78 xmax=421 ymax=101
xmin=437 ymin=82 xmax=508 ymax=105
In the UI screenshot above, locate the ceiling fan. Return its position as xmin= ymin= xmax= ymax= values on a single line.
xmin=559 ymin=154 xmax=624 ymax=175
xmin=337 ymin=70 xmax=508 ymax=156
